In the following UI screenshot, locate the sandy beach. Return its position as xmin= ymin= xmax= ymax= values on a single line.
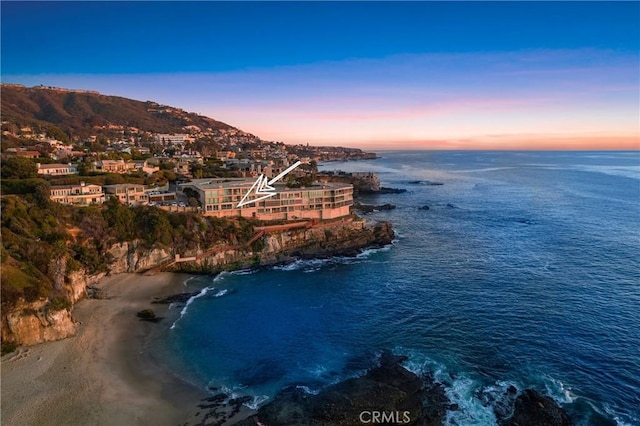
xmin=1 ymin=272 xmax=214 ymax=426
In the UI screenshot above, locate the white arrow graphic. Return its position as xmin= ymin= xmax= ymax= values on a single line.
xmin=236 ymin=161 xmax=302 ymax=208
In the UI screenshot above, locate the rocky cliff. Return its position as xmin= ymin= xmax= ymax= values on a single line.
xmin=169 ymin=221 xmax=394 ymax=273
xmin=1 ymin=220 xmax=393 ymax=348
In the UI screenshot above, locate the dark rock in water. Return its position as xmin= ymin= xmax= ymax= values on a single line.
xmin=354 ymin=202 xmax=396 ymax=213
xmin=422 ymin=375 xmax=452 ymax=426
xmin=358 ymin=186 xmax=406 ymax=194
xmin=418 ymin=205 xmax=430 ymax=210
xmin=480 ymin=384 xmax=520 ymax=422
xmin=408 ymin=180 xmax=444 ymax=186
xmin=136 ymin=309 xmax=155 ymax=319
xmin=379 ymin=186 xmax=407 ymax=194
xmin=152 ymin=291 xmax=200 ymax=304
xmin=502 ymin=389 xmax=572 ymax=426
xmin=237 ymin=352 xmax=430 ymax=426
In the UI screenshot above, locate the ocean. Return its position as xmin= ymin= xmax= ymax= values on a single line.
xmin=157 ymin=151 xmax=640 ymax=425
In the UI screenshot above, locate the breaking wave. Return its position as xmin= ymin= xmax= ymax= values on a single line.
xmin=169 ymin=286 xmax=228 ymax=329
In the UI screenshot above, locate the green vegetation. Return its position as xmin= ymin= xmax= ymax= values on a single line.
xmin=47 ymin=297 xmax=72 ymax=312
xmin=1 ymin=157 xmax=38 ymax=179
xmin=1 ymin=192 xmax=261 ymax=309
xmin=45 ymin=126 xmax=70 ymax=143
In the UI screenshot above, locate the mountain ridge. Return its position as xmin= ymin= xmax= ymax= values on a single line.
xmin=1 ymin=83 xmax=239 ymax=138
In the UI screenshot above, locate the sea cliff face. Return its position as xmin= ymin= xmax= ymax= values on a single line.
xmin=169 ymin=221 xmax=394 ymax=273
xmin=1 ymin=220 xmax=393 ymax=348
xmin=2 ymin=299 xmax=77 ymax=346
xmin=107 ymin=242 xmax=172 ymax=274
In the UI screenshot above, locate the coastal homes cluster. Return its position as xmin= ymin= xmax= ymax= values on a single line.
xmin=48 ymin=177 xmax=354 ymax=221
xmin=48 ymin=182 xmax=178 ymax=207
xmin=180 ymin=178 xmax=353 ymax=220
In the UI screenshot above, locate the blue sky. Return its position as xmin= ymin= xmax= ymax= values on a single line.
xmin=2 ymin=1 xmax=639 ymax=149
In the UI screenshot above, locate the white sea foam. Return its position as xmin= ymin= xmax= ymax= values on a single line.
xmin=170 ymin=286 xmax=213 ymax=330
xmin=443 ymin=376 xmax=498 ymax=426
xmin=356 ymin=244 xmax=392 ymax=258
xmin=215 ymin=384 xmax=270 ymax=410
xmin=296 ymin=385 xmax=320 ymax=395
xmin=398 ymin=350 xmax=520 ymax=426
xmin=213 ymin=271 xmax=229 ymax=283
xmin=230 ymin=268 xmax=258 ymax=276
xmin=543 ymin=375 xmax=577 ymax=404
xmin=182 ymin=276 xmax=196 ymax=286
xmin=214 ymin=289 xmax=228 ymax=297
xmin=245 ymin=395 xmax=270 ymax=410
xmin=272 ymin=258 xmax=332 ymax=272
xmin=271 ymin=241 xmax=394 ymax=273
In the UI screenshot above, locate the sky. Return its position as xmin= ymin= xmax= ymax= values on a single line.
xmin=1 ymin=1 xmax=639 ymax=150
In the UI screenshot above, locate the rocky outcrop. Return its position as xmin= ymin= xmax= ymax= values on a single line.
xmin=107 ymin=241 xmax=172 ymax=274
xmin=237 ymin=353 xmax=573 ymax=426
xmin=238 ymin=353 xmax=427 ymax=426
xmin=169 ymin=221 xmax=394 ymax=273
xmin=355 ymin=202 xmax=396 ymax=213
xmin=502 ymin=389 xmax=572 ymax=426
xmin=1 ymin=299 xmax=77 ymax=346
xmin=0 ymin=254 xmax=106 ymax=347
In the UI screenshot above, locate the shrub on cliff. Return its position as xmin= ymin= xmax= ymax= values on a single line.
xmin=47 ymin=297 xmax=72 ymax=312
xmin=1 ymin=341 xmax=18 ymax=356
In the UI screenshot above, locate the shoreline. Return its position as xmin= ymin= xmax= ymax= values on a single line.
xmin=1 ymin=226 xmax=395 ymax=426
xmin=1 ymin=272 xmax=229 ymax=426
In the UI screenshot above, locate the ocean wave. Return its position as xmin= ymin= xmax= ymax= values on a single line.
xmin=271 ymin=244 xmax=394 ymax=273
xmin=272 ymin=258 xmax=332 ymax=272
xmin=296 ymin=385 xmax=320 ymax=395
xmin=244 ymin=395 xmax=270 ymax=410
xmin=543 ymin=375 xmax=577 ymax=404
xmin=443 ymin=376 xmax=499 ymax=426
xmin=214 ymin=289 xmax=228 ymax=297
xmin=216 ymin=384 xmax=270 ymax=410
xmin=356 ymin=244 xmax=393 ymax=258
xmin=170 ymin=286 xmax=213 ymax=330
xmin=230 ymin=268 xmax=259 ymax=276
xmin=212 ymin=271 xmax=229 ymax=283
xmin=182 ymin=276 xmax=196 ymax=286
xmin=397 ymin=350 xmax=549 ymax=426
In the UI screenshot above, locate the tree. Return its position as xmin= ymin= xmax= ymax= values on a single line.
xmin=77 ymin=161 xmax=90 ymax=176
xmin=162 ymin=170 xmax=177 ymax=182
xmin=102 ymin=197 xmax=134 ymax=241
xmin=46 ymin=126 xmax=69 ymax=143
xmin=1 ymin=157 xmax=38 ymax=179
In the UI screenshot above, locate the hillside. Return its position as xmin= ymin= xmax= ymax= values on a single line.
xmin=0 ymin=84 xmax=236 ymax=137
